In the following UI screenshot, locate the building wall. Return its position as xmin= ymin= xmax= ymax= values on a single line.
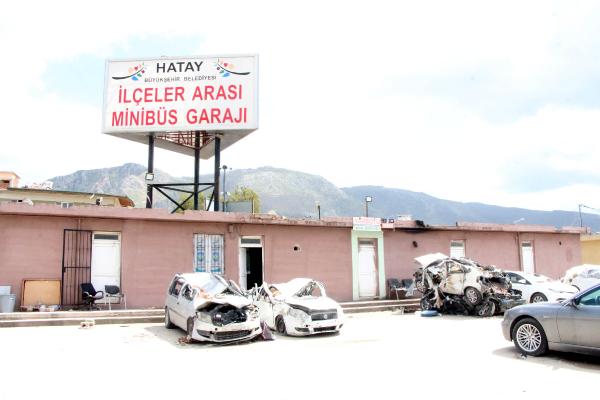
xmin=0 ymin=211 xmax=582 ymax=309
xmin=383 ymin=229 xmax=580 ymax=284
xmin=581 ymin=235 xmax=600 ymax=264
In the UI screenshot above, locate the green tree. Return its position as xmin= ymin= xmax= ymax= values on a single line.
xmin=176 ymin=192 xmax=206 ymax=212
xmin=227 ymin=186 xmax=260 ymax=213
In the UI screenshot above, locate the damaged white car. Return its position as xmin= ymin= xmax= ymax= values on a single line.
xmin=253 ymin=278 xmax=344 ymax=336
xmin=164 ymin=273 xmax=262 ymax=343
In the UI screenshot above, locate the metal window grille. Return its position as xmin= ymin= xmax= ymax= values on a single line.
xmin=195 ymin=234 xmax=224 ymax=274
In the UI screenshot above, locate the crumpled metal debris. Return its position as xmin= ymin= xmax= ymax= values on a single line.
xmin=413 ymin=254 xmax=525 ymax=317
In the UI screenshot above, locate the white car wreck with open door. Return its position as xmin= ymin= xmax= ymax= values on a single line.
xmin=164 ymin=273 xmax=262 ymax=343
xmin=253 ymin=278 xmax=344 ymax=336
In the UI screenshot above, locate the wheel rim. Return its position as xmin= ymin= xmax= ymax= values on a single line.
xmin=516 ymin=323 xmax=542 ymax=352
xmin=466 ymin=289 xmax=477 ymax=303
xmin=532 ymin=295 xmax=545 ymax=303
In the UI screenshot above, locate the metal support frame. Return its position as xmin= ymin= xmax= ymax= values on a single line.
xmin=146 ymin=135 xmax=154 ymax=208
xmin=145 ymin=130 xmax=223 ymax=213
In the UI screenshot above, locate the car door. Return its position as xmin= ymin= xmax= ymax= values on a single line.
xmin=255 ymin=284 xmax=275 ymax=328
xmin=442 ymin=261 xmax=465 ymax=295
xmin=168 ymin=278 xmax=187 ymax=328
xmin=507 ymin=272 xmax=532 ymax=302
xmin=556 ymin=286 xmax=600 ymax=348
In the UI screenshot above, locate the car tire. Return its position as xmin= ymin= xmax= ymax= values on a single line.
xmin=475 ymin=300 xmax=496 ymax=317
xmin=464 ymin=287 xmax=483 ymax=306
xmin=512 ymin=318 xmax=548 ymax=356
xmin=420 ymin=297 xmax=433 ymax=311
xmin=530 ymin=293 xmax=548 ymax=303
xmin=164 ymin=307 xmax=175 ymax=329
xmin=275 ymin=315 xmax=287 ymax=335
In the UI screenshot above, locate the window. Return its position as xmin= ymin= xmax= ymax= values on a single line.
xmin=194 ymin=234 xmax=224 ymax=274
xmin=60 ymin=202 xmax=72 ymax=208
xmin=579 ymin=287 xmax=600 ymax=306
xmin=169 ymin=278 xmax=184 ymax=296
xmin=450 ymin=240 xmax=465 ymax=258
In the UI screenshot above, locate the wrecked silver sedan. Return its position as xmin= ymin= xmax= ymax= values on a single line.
xmin=414 ymin=253 xmax=524 ymax=316
xmin=252 ymin=278 xmax=344 ymax=336
xmin=164 ymin=273 xmax=262 ymax=343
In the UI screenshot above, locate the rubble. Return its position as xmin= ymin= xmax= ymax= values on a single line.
xmin=413 ymin=253 xmax=525 ymax=317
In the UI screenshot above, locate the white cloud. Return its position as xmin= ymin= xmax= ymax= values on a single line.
xmin=2 ymin=0 xmax=600 ymax=212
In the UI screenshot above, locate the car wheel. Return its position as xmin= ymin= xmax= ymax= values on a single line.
xmin=186 ymin=318 xmax=195 ymax=341
xmin=420 ymin=297 xmax=433 ymax=311
xmin=164 ymin=307 xmax=175 ymax=329
xmin=512 ymin=318 xmax=548 ymax=356
xmin=275 ymin=315 xmax=287 ymax=335
xmin=475 ymin=300 xmax=496 ymax=317
xmin=464 ymin=287 xmax=483 ymax=306
xmin=573 ymin=285 xmax=580 ymax=291
xmin=530 ymin=293 xmax=548 ymax=303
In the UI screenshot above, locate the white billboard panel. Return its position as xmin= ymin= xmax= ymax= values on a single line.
xmin=102 ymin=55 xmax=258 ymax=156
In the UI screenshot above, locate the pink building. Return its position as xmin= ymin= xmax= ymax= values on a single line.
xmin=0 ymin=203 xmax=584 ymax=309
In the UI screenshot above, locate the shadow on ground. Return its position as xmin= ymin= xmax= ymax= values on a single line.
xmin=493 ymin=346 xmax=600 ymax=372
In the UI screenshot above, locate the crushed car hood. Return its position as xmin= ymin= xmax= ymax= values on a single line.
xmin=286 ymin=296 xmax=340 ymax=310
xmin=193 ymin=293 xmax=251 ymax=309
xmin=415 ymin=253 xmax=449 ymax=268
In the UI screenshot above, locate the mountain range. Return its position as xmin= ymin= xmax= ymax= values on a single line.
xmin=48 ymin=163 xmax=600 ymax=231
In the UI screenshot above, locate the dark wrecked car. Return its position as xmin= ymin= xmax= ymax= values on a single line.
xmin=413 ymin=253 xmax=525 ymax=317
xmin=164 ymin=273 xmax=262 ymax=343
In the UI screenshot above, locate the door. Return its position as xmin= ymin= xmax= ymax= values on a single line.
xmin=91 ymin=232 xmax=121 ymax=301
xmin=239 ymin=237 xmax=263 ymax=290
xmin=506 ymin=272 xmax=532 ymax=302
xmin=442 ymin=262 xmax=466 ymax=295
xmin=166 ymin=277 xmax=185 ymax=328
xmin=358 ymin=240 xmax=378 ymax=298
xmin=521 ymin=242 xmax=535 ymax=275
xmin=61 ymin=229 xmax=93 ymax=307
xmin=557 ymin=286 xmax=600 ymax=348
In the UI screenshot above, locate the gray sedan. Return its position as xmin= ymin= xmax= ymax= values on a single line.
xmin=502 ymin=283 xmax=600 ymax=356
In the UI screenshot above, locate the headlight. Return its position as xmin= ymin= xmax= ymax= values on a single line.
xmin=245 ymin=306 xmax=259 ymax=320
xmin=287 ymin=307 xmax=309 ymax=321
xmin=196 ymin=311 xmax=212 ymax=324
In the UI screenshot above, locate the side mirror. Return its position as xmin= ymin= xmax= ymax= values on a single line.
xmin=568 ymin=298 xmax=580 ymax=308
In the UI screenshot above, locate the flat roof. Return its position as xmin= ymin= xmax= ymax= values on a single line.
xmin=2 ymin=188 xmax=134 ymax=207
xmin=0 ymin=203 xmax=587 ymax=234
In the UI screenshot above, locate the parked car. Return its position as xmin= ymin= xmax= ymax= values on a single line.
xmin=164 ymin=272 xmax=262 ymax=343
xmin=504 ymin=271 xmax=578 ymax=303
xmin=561 ymin=264 xmax=600 ymax=291
xmin=414 ymin=253 xmax=524 ymax=316
xmin=252 ymin=278 xmax=344 ymax=336
xmin=502 ymin=283 xmax=600 ymax=356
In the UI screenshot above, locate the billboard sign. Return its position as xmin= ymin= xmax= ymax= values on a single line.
xmin=102 ymin=54 xmax=258 ymax=156
xmin=353 ymin=217 xmax=382 ymax=231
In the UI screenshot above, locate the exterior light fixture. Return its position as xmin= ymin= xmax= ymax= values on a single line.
xmin=145 ymin=172 xmax=155 ymax=181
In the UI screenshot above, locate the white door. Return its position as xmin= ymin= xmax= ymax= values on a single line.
xmin=521 ymin=242 xmax=535 ymax=275
xmin=239 ymin=248 xmax=248 ymax=291
xmin=91 ymin=232 xmax=121 ymax=298
xmin=358 ymin=241 xmax=378 ymax=298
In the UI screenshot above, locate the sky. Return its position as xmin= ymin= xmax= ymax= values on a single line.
xmin=2 ymin=0 xmax=600 ymax=213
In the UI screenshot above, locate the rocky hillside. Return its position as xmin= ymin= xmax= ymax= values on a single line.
xmin=48 ymin=163 xmax=600 ymax=231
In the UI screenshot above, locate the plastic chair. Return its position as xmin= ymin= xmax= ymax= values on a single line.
xmin=104 ymin=285 xmax=127 ymax=311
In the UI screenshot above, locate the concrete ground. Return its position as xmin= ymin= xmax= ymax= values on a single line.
xmin=0 ymin=312 xmax=598 ymax=400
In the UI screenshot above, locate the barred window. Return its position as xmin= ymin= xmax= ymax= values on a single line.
xmin=194 ymin=234 xmax=224 ymax=274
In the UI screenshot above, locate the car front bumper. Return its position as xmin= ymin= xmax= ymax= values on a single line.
xmin=284 ymin=316 xmax=343 ymax=336
xmin=191 ymin=319 xmax=262 ymax=343
xmin=501 ymin=314 xmax=513 ymax=341
xmin=497 ymin=297 xmax=526 ymax=313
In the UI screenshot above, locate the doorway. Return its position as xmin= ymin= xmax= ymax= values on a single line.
xmin=91 ymin=232 xmax=121 ymax=300
xmin=239 ymin=237 xmax=264 ymax=290
xmin=358 ymin=239 xmax=378 ymax=298
xmin=521 ymin=241 xmax=535 ymax=274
